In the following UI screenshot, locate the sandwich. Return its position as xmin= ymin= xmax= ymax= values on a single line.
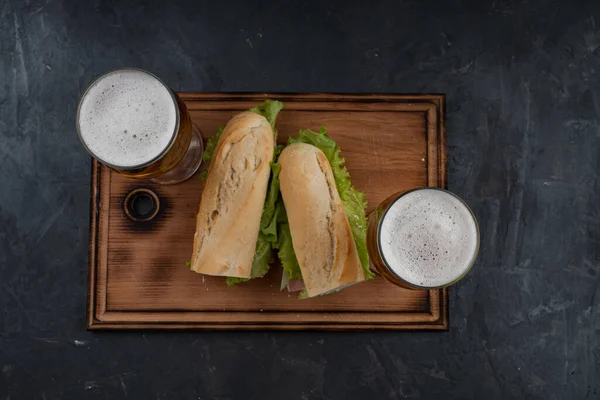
xmin=273 ymin=127 xmax=374 ymax=298
xmin=189 ymin=100 xmax=283 ymax=284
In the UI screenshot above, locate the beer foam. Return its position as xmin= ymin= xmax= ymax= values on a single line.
xmin=380 ymin=189 xmax=478 ymax=287
xmin=78 ymin=69 xmax=177 ymax=168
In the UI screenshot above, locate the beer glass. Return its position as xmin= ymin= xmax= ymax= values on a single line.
xmin=367 ymin=188 xmax=480 ymax=289
xmin=76 ymin=68 xmax=203 ymax=185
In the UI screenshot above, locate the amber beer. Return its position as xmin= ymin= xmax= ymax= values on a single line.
xmin=76 ymin=68 xmax=202 ymax=184
xmin=367 ymin=188 xmax=480 ymax=289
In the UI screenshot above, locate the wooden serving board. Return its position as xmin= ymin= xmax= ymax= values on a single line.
xmin=87 ymin=93 xmax=447 ymax=330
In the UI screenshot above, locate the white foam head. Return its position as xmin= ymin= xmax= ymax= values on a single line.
xmin=77 ymin=69 xmax=178 ymax=168
xmin=379 ymin=188 xmax=479 ymax=288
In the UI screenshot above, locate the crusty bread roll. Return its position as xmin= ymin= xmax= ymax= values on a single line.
xmin=191 ymin=111 xmax=274 ymax=277
xmin=278 ymin=142 xmax=365 ymax=297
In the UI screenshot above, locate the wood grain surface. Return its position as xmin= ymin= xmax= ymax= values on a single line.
xmin=87 ymin=93 xmax=447 ymax=330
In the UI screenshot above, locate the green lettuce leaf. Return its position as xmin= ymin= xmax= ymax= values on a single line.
xmin=274 ymin=207 xmax=302 ymax=280
xmin=286 ymin=126 xmax=374 ymax=279
xmin=199 ymin=125 xmax=225 ymax=181
xmin=225 ymin=231 xmax=272 ymax=286
xmin=260 ymin=147 xmax=284 ymax=244
xmin=225 ymin=277 xmax=249 ymax=286
xmin=250 ymin=100 xmax=284 ymax=129
xmin=202 ymin=125 xmax=225 ymax=163
xmin=267 ymin=145 xmax=303 ymax=281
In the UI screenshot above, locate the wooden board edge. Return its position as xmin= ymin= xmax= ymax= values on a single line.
xmin=88 ymin=288 xmax=447 ymax=331
xmin=438 ymin=94 xmax=447 ymax=189
xmin=441 ymin=287 xmax=449 ymax=331
xmin=87 ymin=323 xmax=448 ymax=331
xmin=86 ymin=159 xmax=100 ymax=329
xmin=178 ymin=92 xmax=446 ymax=104
xmin=87 ymin=313 xmax=448 ymax=331
xmin=439 ymin=95 xmax=448 ymax=332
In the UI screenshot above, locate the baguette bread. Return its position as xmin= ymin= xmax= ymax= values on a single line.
xmin=191 ymin=111 xmax=274 ymax=277
xmin=278 ymin=142 xmax=365 ymax=297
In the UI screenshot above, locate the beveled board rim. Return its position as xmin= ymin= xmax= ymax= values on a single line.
xmin=87 ymin=92 xmax=447 ymax=331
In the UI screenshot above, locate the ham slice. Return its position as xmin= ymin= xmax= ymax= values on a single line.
xmin=286 ymin=279 xmax=305 ymax=293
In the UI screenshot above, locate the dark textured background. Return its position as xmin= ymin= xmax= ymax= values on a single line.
xmin=1 ymin=0 xmax=599 ymax=399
